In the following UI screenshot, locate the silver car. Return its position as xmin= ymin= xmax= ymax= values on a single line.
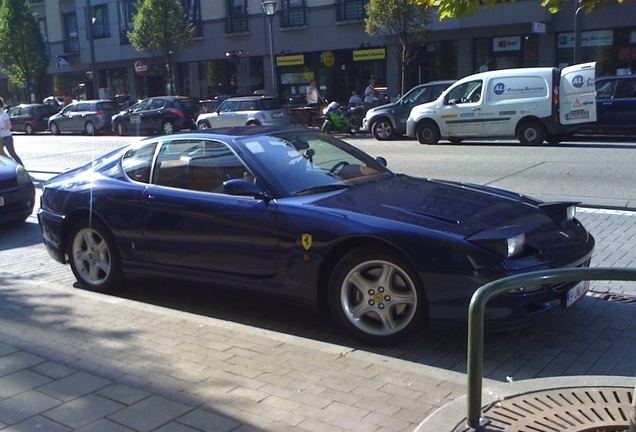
xmin=196 ymin=96 xmax=290 ymax=129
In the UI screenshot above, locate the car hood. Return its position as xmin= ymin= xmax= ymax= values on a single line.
xmin=306 ymin=175 xmax=559 ymax=238
xmin=0 ymin=156 xmax=18 ymax=179
xmin=366 ymin=101 xmax=401 ymax=116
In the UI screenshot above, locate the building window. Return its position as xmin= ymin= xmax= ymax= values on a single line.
xmin=182 ymin=0 xmax=203 ymax=37
xmin=63 ymin=13 xmax=79 ymax=53
xmin=336 ymin=0 xmax=367 ymax=22
xmin=282 ymin=0 xmax=306 ymax=28
xmin=38 ymin=18 xmax=49 ymax=55
xmin=117 ymin=0 xmax=136 ymax=44
xmin=225 ymin=0 xmax=248 ymax=34
xmin=91 ymin=4 xmax=110 ymax=39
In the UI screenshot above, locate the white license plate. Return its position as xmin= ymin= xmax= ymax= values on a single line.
xmin=566 ymin=280 xmax=589 ymax=308
xmin=0 ymin=196 xmax=4 ymax=206
xmin=272 ymin=112 xmax=283 ymax=118
xmin=130 ymin=116 xmax=141 ymax=124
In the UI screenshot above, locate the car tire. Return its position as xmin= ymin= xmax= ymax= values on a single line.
xmin=416 ymin=121 xmax=440 ymax=145
xmin=246 ymin=121 xmax=260 ymax=126
xmin=517 ymin=120 xmax=546 ymax=145
xmin=50 ymin=122 xmax=60 ymax=135
xmin=162 ymin=121 xmax=175 ymax=134
xmin=371 ymin=119 xmax=394 ymax=140
xmin=327 ymin=246 xmax=427 ymax=346
xmin=85 ymin=121 xmax=95 ymax=136
xmin=115 ymin=121 xmax=127 ymax=136
xmin=68 ymin=219 xmax=124 ymax=292
xmin=25 ymin=124 xmax=34 ymax=135
xmin=197 ymin=121 xmax=211 ymax=130
xmin=449 ymin=137 xmax=464 ymax=144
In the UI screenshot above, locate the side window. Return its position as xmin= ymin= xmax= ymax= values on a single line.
xmin=131 ymin=100 xmax=149 ymax=112
xmin=596 ymin=80 xmax=616 ymax=99
xmin=446 ymin=80 xmax=482 ymax=104
xmin=122 ymin=142 xmax=157 ymax=184
xmin=77 ymin=103 xmax=90 ymax=111
xmin=9 ymin=107 xmax=19 ymax=116
xmin=153 ymin=139 xmax=249 ymax=193
xmin=614 ymin=79 xmax=636 ymax=99
xmin=219 ymin=101 xmax=239 ymax=113
xmin=149 ymin=99 xmax=166 ymax=110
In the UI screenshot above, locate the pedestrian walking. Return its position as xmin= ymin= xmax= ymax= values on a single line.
xmin=306 ymin=79 xmax=323 ymax=126
xmin=0 ymin=97 xmax=24 ymax=166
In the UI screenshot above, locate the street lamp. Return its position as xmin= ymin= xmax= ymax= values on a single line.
xmin=262 ymin=1 xmax=277 ymax=98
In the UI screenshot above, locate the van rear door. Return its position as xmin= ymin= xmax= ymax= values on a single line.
xmin=559 ymin=62 xmax=596 ymax=125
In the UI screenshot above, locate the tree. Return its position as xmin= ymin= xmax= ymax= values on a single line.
xmin=365 ymin=0 xmax=432 ymax=95
xmin=128 ymin=0 xmax=194 ymax=95
xmin=0 ymin=0 xmax=49 ymax=102
xmin=417 ymin=0 xmax=626 ymax=20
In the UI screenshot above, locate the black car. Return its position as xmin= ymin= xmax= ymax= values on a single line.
xmin=38 ymin=127 xmax=594 ymax=345
xmin=9 ymin=104 xmax=59 ymax=134
xmin=112 ymin=96 xmax=200 ymax=136
xmin=0 ymin=155 xmax=35 ymax=223
xmin=49 ymin=100 xmax=120 ymax=135
xmin=580 ymin=75 xmax=636 ymax=134
xmin=362 ymin=81 xmax=455 ymax=140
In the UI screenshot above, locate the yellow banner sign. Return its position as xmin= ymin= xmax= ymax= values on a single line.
xmin=276 ymin=55 xmax=305 ymax=66
xmin=353 ymin=48 xmax=385 ymax=61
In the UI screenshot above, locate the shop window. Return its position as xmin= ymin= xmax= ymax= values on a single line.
xmin=63 ymin=13 xmax=79 ymax=53
xmin=117 ymin=0 xmax=136 ymax=44
xmin=91 ymin=4 xmax=110 ymax=39
xmin=336 ymin=0 xmax=367 ymax=22
xmin=282 ymin=0 xmax=306 ymax=28
xmin=226 ymin=0 xmax=249 ymax=34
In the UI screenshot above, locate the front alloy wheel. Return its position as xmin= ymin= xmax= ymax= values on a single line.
xmin=68 ymin=220 xmax=123 ymax=291
xmin=328 ymin=247 xmax=426 ymax=345
xmin=371 ymin=119 xmax=393 ymax=140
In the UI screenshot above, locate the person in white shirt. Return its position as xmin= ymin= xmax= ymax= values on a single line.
xmin=364 ymin=79 xmax=376 ymax=105
xmin=0 ymin=97 xmax=22 ymax=166
xmin=306 ymin=79 xmax=321 ymax=107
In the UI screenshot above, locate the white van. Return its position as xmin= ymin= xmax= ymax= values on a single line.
xmin=405 ymin=62 xmax=596 ymax=145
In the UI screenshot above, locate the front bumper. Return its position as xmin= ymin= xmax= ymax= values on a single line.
xmin=0 ymin=183 xmax=35 ymax=224
xmin=37 ymin=207 xmax=66 ymax=264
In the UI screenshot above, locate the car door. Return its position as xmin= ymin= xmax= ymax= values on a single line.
xmin=596 ymin=78 xmax=636 ymax=129
xmin=439 ymin=80 xmax=484 ymax=137
xmin=74 ymin=102 xmax=92 ymax=131
xmin=141 ymin=138 xmax=278 ymax=276
xmin=144 ymin=98 xmax=168 ymax=132
xmin=8 ymin=107 xmax=24 ymax=131
xmin=209 ymin=100 xmax=241 ymax=127
xmin=57 ymin=103 xmax=80 ymax=132
xmin=128 ymin=99 xmax=150 ymax=133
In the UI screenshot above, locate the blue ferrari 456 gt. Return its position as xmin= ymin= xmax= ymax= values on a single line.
xmin=38 ymin=127 xmax=594 ymax=345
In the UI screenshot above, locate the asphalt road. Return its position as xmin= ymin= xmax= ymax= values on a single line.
xmin=13 ymin=132 xmax=636 ymax=208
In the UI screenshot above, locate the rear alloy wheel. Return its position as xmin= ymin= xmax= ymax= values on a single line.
xmin=371 ymin=119 xmax=393 ymax=140
xmin=25 ymin=124 xmax=35 ymax=135
xmin=162 ymin=121 xmax=175 ymax=134
xmin=517 ymin=120 xmax=546 ymax=145
xmin=197 ymin=121 xmax=210 ymax=130
xmin=328 ymin=247 xmax=426 ymax=345
xmin=50 ymin=122 xmax=60 ymax=135
xmin=115 ymin=121 xmax=127 ymax=136
xmin=68 ymin=219 xmax=123 ymax=292
xmin=416 ymin=121 xmax=440 ymax=145
xmin=85 ymin=121 xmax=96 ymax=136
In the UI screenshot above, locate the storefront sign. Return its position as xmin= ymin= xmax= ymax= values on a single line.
xmin=277 ymin=55 xmax=304 ymax=66
xmin=557 ymin=30 xmax=613 ymax=48
xmin=353 ymin=48 xmax=385 ymax=61
xmin=321 ymin=51 xmax=335 ymax=67
xmin=493 ymin=36 xmax=521 ymax=52
xmin=532 ymin=22 xmax=546 ymax=34
xmin=134 ymin=60 xmax=148 ymax=76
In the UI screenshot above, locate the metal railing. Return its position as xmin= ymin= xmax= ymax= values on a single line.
xmin=466 ymin=267 xmax=636 ymax=430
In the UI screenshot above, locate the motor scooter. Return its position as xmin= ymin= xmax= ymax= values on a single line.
xmin=321 ymin=102 xmax=364 ymax=135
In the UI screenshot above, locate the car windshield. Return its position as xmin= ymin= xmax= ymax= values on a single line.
xmin=236 ymin=131 xmax=393 ymax=197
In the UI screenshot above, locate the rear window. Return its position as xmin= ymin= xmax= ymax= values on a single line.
xmin=99 ymin=101 xmax=121 ymax=112
xmin=34 ymin=105 xmax=59 ymax=116
xmin=259 ymin=98 xmax=282 ymax=110
xmin=175 ymin=98 xmax=199 ymax=110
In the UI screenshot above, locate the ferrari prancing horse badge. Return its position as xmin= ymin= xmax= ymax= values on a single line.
xmin=301 ymin=234 xmax=312 ymax=250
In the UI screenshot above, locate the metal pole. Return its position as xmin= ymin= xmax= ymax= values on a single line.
xmin=86 ymin=0 xmax=99 ymax=99
xmin=573 ymin=0 xmax=583 ymax=64
xmin=267 ymin=15 xmax=276 ymax=97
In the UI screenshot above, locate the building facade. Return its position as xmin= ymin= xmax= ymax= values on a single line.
xmin=4 ymin=0 xmax=636 ymax=105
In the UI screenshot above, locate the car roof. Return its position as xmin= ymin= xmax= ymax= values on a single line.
xmin=224 ymin=96 xmax=275 ymax=101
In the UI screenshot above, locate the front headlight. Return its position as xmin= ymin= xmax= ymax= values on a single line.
xmin=467 ymin=229 xmax=527 ymax=259
xmin=16 ymin=165 xmax=32 ymax=186
xmin=566 ymin=205 xmax=576 ymax=221
xmin=506 ymin=233 xmax=525 ymax=258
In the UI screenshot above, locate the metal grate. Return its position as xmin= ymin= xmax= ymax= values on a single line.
xmin=455 ymin=387 xmax=632 ymax=431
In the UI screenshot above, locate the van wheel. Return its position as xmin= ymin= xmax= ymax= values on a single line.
xmin=517 ymin=121 xmax=546 ymax=145
xmin=416 ymin=121 xmax=440 ymax=145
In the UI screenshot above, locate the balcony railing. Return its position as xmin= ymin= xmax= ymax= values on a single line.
xmin=336 ymin=0 xmax=366 ymax=22
xmin=225 ymin=14 xmax=248 ymax=34
xmin=281 ymin=6 xmax=306 ymax=28
xmin=63 ymin=37 xmax=80 ymax=53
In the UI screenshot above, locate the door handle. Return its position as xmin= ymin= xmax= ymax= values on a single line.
xmin=145 ymin=194 xmax=156 ymax=203
xmin=472 ymin=108 xmax=481 ymax=111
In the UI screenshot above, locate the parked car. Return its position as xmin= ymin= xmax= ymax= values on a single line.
xmin=43 ymin=96 xmax=65 ymax=107
xmin=577 ymin=75 xmax=636 ymax=134
xmin=8 ymin=104 xmax=59 ymax=134
xmin=0 ymin=155 xmax=35 ymax=224
xmin=49 ymin=99 xmax=120 ymax=135
xmin=196 ymin=96 xmax=290 ymax=129
xmin=112 ymin=96 xmax=200 ymax=136
xmin=37 ymin=126 xmax=594 ymax=345
xmin=362 ymin=81 xmax=455 ymax=140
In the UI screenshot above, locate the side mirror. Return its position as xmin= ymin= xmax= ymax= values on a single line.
xmin=375 ymin=156 xmax=387 ymax=167
xmin=223 ymin=179 xmax=270 ymax=200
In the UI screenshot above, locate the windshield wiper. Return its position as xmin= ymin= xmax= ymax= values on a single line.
xmin=292 ymin=183 xmax=350 ymax=196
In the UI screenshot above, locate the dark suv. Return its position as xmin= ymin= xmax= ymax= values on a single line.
xmin=112 ymin=96 xmax=200 ymax=136
xmin=48 ymin=100 xmax=120 ymax=135
xmin=362 ymin=80 xmax=455 ymax=140
xmin=582 ymin=75 xmax=636 ymax=133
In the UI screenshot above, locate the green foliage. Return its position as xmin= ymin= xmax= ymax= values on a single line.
xmin=418 ymin=0 xmax=626 ymax=19
xmin=0 ymin=0 xmax=48 ymax=92
xmin=365 ymin=0 xmax=431 ymax=94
